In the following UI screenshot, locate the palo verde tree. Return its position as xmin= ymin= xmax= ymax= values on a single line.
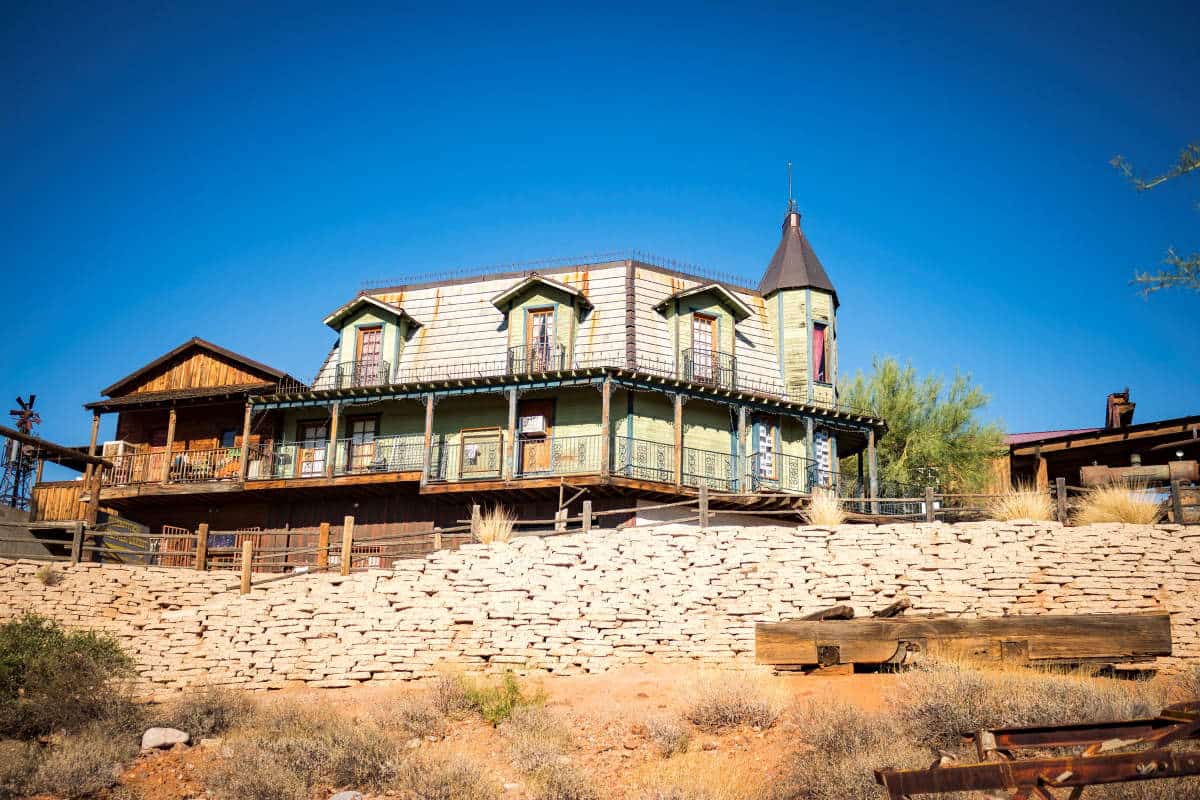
xmin=839 ymin=357 xmax=1006 ymax=492
xmin=1111 ymin=142 xmax=1200 ymax=294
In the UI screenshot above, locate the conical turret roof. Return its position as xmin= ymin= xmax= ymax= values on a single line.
xmin=757 ymin=210 xmax=837 ymax=305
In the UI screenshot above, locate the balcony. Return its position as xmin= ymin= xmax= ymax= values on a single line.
xmin=334 ymin=358 xmax=391 ymax=389
xmin=682 ymin=348 xmax=736 ymax=390
xmin=507 ymin=341 xmax=567 ymax=374
xmin=104 ymin=447 xmax=244 ymax=486
xmin=612 ymin=437 xmax=673 ymax=484
xmin=682 ymin=446 xmax=737 ymax=492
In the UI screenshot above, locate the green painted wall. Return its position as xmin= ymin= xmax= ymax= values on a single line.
xmin=683 ymin=399 xmax=733 ymax=454
xmin=631 ymin=392 xmax=674 ymax=444
xmin=770 ymin=287 xmax=836 ymax=405
xmin=336 ymin=307 xmax=406 ymax=375
xmin=664 ymin=291 xmax=738 ymax=370
xmin=504 ymin=288 xmax=579 ymax=361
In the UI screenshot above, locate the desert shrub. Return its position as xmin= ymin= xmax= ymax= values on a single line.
xmin=35 ymin=564 xmax=61 ymax=586
xmin=774 ymin=738 xmax=936 ymax=800
xmin=379 ymin=693 xmax=446 ymax=739
xmin=792 ymin=697 xmax=899 ymax=760
xmin=531 ymin=762 xmax=597 ymax=800
xmin=892 ymin=659 xmax=1166 ymax=749
xmin=0 ymin=739 xmax=37 ymax=800
xmin=1174 ymin=664 xmax=1200 ymax=701
xmin=429 ymin=669 xmax=475 ymax=718
xmin=393 ymin=754 xmax=493 ymax=800
xmin=644 ymin=714 xmax=690 ymax=757
xmin=476 ymin=505 xmax=516 ymax=544
xmin=464 ymin=671 xmax=544 ymax=725
xmin=802 ymin=488 xmax=845 ymax=526
xmin=208 ymin=700 xmax=400 ymax=799
xmin=985 ymin=482 xmax=1054 ymax=521
xmin=1072 ymin=482 xmax=1163 ymax=525
xmin=27 ymin=723 xmax=140 ymax=799
xmin=0 ymin=613 xmax=138 ymax=739
xmin=504 ymin=705 xmax=573 ymax=772
xmin=161 ymin=685 xmax=254 ymax=738
xmin=684 ymin=673 xmax=781 ymax=732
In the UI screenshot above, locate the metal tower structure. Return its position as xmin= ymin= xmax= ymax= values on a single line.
xmin=1 ymin=395 xmax=41 ymax=510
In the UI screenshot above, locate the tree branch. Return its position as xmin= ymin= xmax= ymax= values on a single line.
xmin=1111 ymin=143 xmax=1200 ymax=191
xmin=1132 ymin=248 xmax=1200 ymax=295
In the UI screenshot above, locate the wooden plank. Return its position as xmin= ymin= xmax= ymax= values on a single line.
xmin=673 ymin=394 xmax=683 ymax=486
xmin=756 ymin=611 xmax=1172 ymax=667
xmin=161 ymin=407 xmax=177 ymax=483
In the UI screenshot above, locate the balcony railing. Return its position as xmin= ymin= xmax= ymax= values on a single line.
xmin=332 ymin=434 xmax=424 ymax=476
xmin=681 ymin=446 xmax=737 ymax=492
xmin=168 ymin=447 xmax=243 ymax=483
xmin=507 ymin=342 xmax=568 ymax=374
xmin=430 ymin=430 xmax=505 ymax=482
xmin=516 ymin=434 xmax=603 ymax=477
xmin=334 ymin=358 xmax=391 ymax=389
xmin=749 ymin=451 xmax=813 ymax=494
xmin=682 ymin=347 xmax=736 ymax=390
xmin=612 ymin=436 xmax=673 ymax=484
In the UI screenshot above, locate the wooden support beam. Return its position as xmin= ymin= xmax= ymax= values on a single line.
xmin=599 ymin=377 xmax=611 ymax=477
xmin=340 ymin=515 xmax=354 ymax=576
xmin=1172 ymin=480 xmax=1186 ymax=524
xmin=582 ymin=499 xmax=593 ymax=533
xmin=867 ymin=428 xmax=879 ymax=514
xmin=194 ymin=523 xmax=209 ymax=571
xmin=698 ymin=485 xmax=710 ymax=528
xmin=84 ymin=467 xmax=101 ymax=526
xmin=70 ymin=522 xmax=83 ymax=565
xmin=1056 ymin=476 xmax=1069 ymax=524
xmin=238 ymin=401 xmax=253 ymax=481
xmin=1035 ymin=453 xmax=1049 ymax=492
xmin=737 ymin=405 xmax=749 ymax=493
xmin=470 ymin=504 xmax=481 ymax=539
xmin=160 ymin=407 xmax=177 ymax=484
xmin=326 ymin=402 xmax=340 ymax=479
xmin=420 ymin=394 xmax=435 ymax=487
xmin=84 ymin=411 xmax=101 ymax=481
xmin=924 ymin=486 xmax=936 ymax=522
xmin=673 ymin=393 xmax=683 ymax=486
xmin=504 ymin=387 xmax=517 ymax=481
xmin=240 ymin=540 xmax=253 ymax=594
xmin=317 ymin=521 xmax=330 ymax=568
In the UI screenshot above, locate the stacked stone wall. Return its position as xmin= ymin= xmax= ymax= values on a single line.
xmin=1 ymin=521 xmax=1196 ymax=691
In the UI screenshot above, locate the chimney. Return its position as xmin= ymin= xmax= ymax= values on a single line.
xmin=1105 ymin=389 xmax=1135 ymax=429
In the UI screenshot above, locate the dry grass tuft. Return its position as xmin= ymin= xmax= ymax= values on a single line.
xmin=531 ymin=761 xmax=597 ymax=800
xmin=1175 ymin=665 xmax=1200 ymax=702
xmin=463 ymin=671 xmax=545 ymax=726
xmin=34 ymin=564 xmax=61 ymax=586
xmin=985 ymin=482 xmax=1054 ymax=521
xmin=634 ymin=754 xmax=768 ymax=800
xmin=27 ymin=723 xmax=140 ymax=799
xmin=1072 ymin=482 xmax=1164 ymax=525
xmin=428 ymin=668 xmax=476 ymax=718
xmin=503 ymin=705 xmax=573 ymax=773
xmin=684 ymin=671 xmax=782 ymax=733
xmin=802 ymin=488 xmax=845 ymax=526
xmin=377 ymin=693 xmax=446 ymax=739
xmin=0 ymin=740 xmax=37 ymax=800
xmin=161 ymin=685 xmax=255 ymax=739
xmin=476 ymin=504 xmax=516 ymax=544
xmin=644 ymin=714 xmax=691 ymax=757
xmin=393 ymin=754 xmax=494 ymax=800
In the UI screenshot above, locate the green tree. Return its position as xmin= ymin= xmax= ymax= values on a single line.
xmin=1111 ymin=142 xmax=1200 ymax=294
xmin=839 ymin=357 xmax=1006 ymax=492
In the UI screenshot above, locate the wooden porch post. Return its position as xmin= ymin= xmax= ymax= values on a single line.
xmin=673 ymin=393 xmax=683 ymax=487
xmin=238 ymin=401 xmax=253 ymax=481
xmin=1034 ymin=451 xmax=1049 ymax=492
xmin=737 ymin=405 xmax=749 ymax=493
xmin=504 ymin=387 xmax=518 ymax=480
xmin=85 ymin=467 xmax=102 ymax=525
xmin=194 ymin=523 xmax=209 ymax=570
xmin=325 ymin=402 xmax=340 ymax=479
xmin=160 ymin=406 xmax=177 ymax=483
xmin=804 ymin=417 xmax=815 ymax=489
xmin=83 ymin=410 xmax=101 ymax=481
xmin=317 ymin=521 xmax=330 ymax=568
xmin=420 ymin=394 xmax=435 ymax=487
xmin=599 ymin=377 xmax=612 ymax=477
xmin=867 ymin=428 xmax=879 ymax=514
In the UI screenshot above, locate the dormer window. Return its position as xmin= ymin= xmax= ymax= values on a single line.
xmin=492 ymin=273 xmax=589 ymax=373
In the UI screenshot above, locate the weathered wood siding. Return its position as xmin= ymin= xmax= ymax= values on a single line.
xmin=30 ymin=482 xmax=84 ymax=522
xmin=683 ymin=400 xmax=735 ymax=454
xmin=120 ymin=350 xmax=269 ymax=395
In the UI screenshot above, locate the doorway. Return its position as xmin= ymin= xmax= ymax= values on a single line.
xmin=518 ymin=399 xmax=555 ymax=475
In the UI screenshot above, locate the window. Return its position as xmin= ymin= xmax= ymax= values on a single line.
xmin=347 ymin=417 xmax=378 ymax=472
xmin=525 ymin=308 xmax=555 ymax=369
xmin=812 ymin=322 xmax=831 ymax=383
xmin=219 ymin=429 xmax=237 ymax=448
xmin=354 ymin=325 xmax=384 ymax=385
xmin=691 ymin=313 xmax=718 ymax=383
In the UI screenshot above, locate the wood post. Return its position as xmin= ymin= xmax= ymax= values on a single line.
xmin=317 ymin=521 xmax=330 ymax=568
xmin=471 ymin=503 xmax=482 ymax=538
xmin=673 ymin=394 xmax=683 ymax=486
xmin=340 ymin=515 xmax=354 ymax=576
xmin=1034 ymin=451 xmax=1049 ymax=492
xmin=161 ymin=407 xmax=177 ymax=483
xmin=1055 ymin=477 xmax=1069 ymax=524
xmin=34 ymin=458 xmax=44 ymax=485
xmin=194 ymin=523 xmax=209 ymax=571
xmin=70 ymin=522 xmax=83 ymax=565
xmin=433 ymin=527 xmax=443 ymax=550
xmin=420 ymin=394 xmax=435 ymax=487
xmin=924 ymin=486 xmax=936 ymax=523
xmin=554 ymin=508 xmax=567 ymax=533
xmin=599 ymin=377 xmax=611 ymax=477
xmin=84 ymin=411 xmax=101 ymax=482
xmin=240 ymin=540 xmax=253 ymax=594
xmin=504 ymin=387 xmax=517 ymax=481
xmin=326 ymin=402 xmax=340 ymax=478
xmin=84 ymin=467 xmax=102 ymax=526
xmin=238 ymin=401 xmax=253 ymax=481
xmin=1172 ymin=480 xmax=1186 ymax=525
xmin=737 ymin=406 xmax=749 ymax=493
xmin=698 ymin=485 xmax=710 ymax=528
xmin=582 ymin=500 xmax=593 ymax=533
xmin=867 ymin=428 xmax=879 ymax=514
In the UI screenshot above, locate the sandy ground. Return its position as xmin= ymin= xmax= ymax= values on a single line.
xmin=114 ymin=664 xmax=900 ymax=800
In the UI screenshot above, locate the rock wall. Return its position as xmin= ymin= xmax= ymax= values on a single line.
xmin=2 ymin=521 xmax=1197 ymax=692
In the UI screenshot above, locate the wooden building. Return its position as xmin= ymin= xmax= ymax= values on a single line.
xmin=35 ymin=207 xmax=887 ymax=538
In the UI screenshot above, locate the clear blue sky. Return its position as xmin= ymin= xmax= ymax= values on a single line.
xmin=3 ymin=1 xmax=1197 ymax=459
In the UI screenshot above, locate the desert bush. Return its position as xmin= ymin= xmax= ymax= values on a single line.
xmin=531 ymin=762 xmax=597 ymax=800
xmin=34 ymin=564 xmax=61 ymax=586
xmin=792 ymin=697 xmax=899 ymax=760
xmin=0 ymin=739 xmax=37 ymax=800
xmin=504 ymin=705 xmax=573 ymax=772
xmin=428 ymin=669 xmax=475 ymax=718
xmin=27 ymin=723 xmax=140 ymax=799
xmin=161 ymin=685 xmax=254 ymax=738
xmin=985 ymin=482 xmax=1054 ymax=521
xmin=774 ymin=737 xmax=935 ymax=800
xmin=1072 ymin=482 xmax=1164 ymax=525
xmin=0 ymin=613 xmax=138 ymax=739
xmin=643 ymin=714 xmax=690 ymax=757
xmin=892 ymin=659 xmax=1166 ymax=749
xmin=1174 ymin=664 xmax=1200 ymax=701
xmin=684 ymin=673 xmax=781 ymax=732
xmin=394 ymin=754 xmax=493 ymax=800
xmin=379 ymin=693 xmax=446 ymax=739
xmin=464 ymin=671 xmax=544 ymax=725
xmin=802 ymin=488 xmax=845 ymax=526
xmin=208 ymin=746 xmax=309 ymax=800
xmin=476 ymin=504 xmax=516 ymax=544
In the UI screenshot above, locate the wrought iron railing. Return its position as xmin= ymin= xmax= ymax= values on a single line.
xmin=516 ymin=434 xmax=603 ymax=477
xmin=681 ymin=446 xmax=737 ymax=492
xmin=507 ymin=342 xmax=568 ymax=373
xmin=612 ymin=436 xmax=674 ymax=484
xmin=334 ymin=358 xmax=391 ymax=389
xmin=331 ymin=434 xmax=424 ymax=476
xmin=682 ymin=347 xmax=736 ymax=390
xmin=749 ymin=451 xmax=813 ymax=493
xmin=429 ymin=430 xmax=504 ymax=481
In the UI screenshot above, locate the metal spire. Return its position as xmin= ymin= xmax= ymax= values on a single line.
xmin=786 ymin=161 xmax=797 ymax=213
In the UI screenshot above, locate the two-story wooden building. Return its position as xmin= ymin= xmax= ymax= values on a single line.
xmin=40 ymin=207 xmax=886 ymax=538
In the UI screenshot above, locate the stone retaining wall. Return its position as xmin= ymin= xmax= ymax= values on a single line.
xmin=2 ymin=521 xmax=1197 ymax=691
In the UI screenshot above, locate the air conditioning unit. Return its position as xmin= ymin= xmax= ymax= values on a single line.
xmin=520 ymin=415 xmax=546 ymax=434
xmin=102 ymin=440 xmax=135 ymax=458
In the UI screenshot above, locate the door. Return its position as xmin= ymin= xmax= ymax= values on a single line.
xmin=691 ymin=313 xmax=717 ymax=383
xmin=296 ymin=420 xmax=328 ymax=477
xmin=518 ymin=399 xmax=555 ymax=475
xmin=525 ymin=309 xmax=554 ymax=371
xmin=354 ymin=326 xmax=383 ymax=386
xmin=347 ymin=417 xmax=378 ymax=473
xmin=756 ymin=418 xmax=778 ymax=482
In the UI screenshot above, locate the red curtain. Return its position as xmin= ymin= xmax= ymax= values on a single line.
xmin=812 ymin=324 xmax=826 ymax=382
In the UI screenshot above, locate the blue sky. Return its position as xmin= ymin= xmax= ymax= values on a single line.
xmin=2 ymin=1 xmax=1197 ymax=458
